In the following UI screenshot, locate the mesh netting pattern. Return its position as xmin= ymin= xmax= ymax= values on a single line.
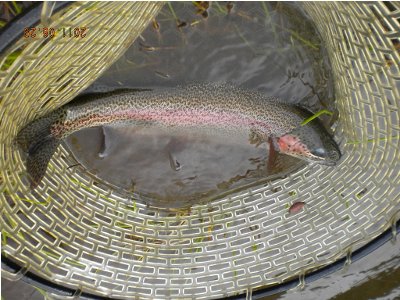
xmin=1 ymin=2 xmax=400 ymax=299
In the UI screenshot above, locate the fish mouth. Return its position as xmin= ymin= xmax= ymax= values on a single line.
xmin=276 ymin=134 xmax=341 ymax=165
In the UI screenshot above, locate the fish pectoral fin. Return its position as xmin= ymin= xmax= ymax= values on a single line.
xmin=99 ymin=126 xmax=114 ymax=158
xmin=168 ymin=151 xmax=182 ymax=171
xmin=267 ymin=137 xmax=305 ymax=174
xmin=267 ymin=136 xmax=297 ymax=173
xmin=269 ymin=136 xmax=280 ymax=152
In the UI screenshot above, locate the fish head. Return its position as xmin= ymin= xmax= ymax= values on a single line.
xmin=275 ymin=121 xmax=341 ymax=166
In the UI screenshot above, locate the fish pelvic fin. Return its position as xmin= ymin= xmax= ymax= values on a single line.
xmin=15 ymin=109 xmax=65 ymax=189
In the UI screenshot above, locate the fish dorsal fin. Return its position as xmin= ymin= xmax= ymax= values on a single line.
xmin=71 ymin=88 xmax=151 ymax=106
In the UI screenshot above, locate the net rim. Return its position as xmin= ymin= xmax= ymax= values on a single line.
xmin=2 ymin=218 xmax=399 ymax=299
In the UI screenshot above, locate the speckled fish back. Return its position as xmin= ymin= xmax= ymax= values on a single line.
xmin=61 ymin=83 xmax=305 ymax=138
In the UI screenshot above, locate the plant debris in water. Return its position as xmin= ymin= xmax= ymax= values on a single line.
xmin=0 ymin=2 xmax=33 ymax=26
xmin=289 ymin=201 xmax=305 ymax=214
xmin=193 ymin=1 xmax=209 ymax=18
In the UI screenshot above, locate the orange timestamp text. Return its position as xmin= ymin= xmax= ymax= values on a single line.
xmin=23 ymin=27 xmax=87 ymax=39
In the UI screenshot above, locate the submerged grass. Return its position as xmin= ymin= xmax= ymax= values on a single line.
xmin=1 ymin=49 xmax=22 ymax=71
xmin=213 ymin=2 xmax=227 ymax=15
xmin=2 ymin=230 xmax=10 ymax=246
xmin=33 ymin=287 xmax=47 ymax=298
xmin=0 ymin=2 xmax=24 ymax=28
xmin=65 ymin=258 xmax=86 ymax=268
xmin=19 ymin=195 xmax=51 ymax=206
xmin=261 ymin=2 xmax=271 ymax=20
xmin=3 ymin=189 xmax=51 ymax=205
xmin=121 ymin=202 xmax=137 ymax=213
xmin=233 ymin=24 xmax=257 ymax=54
xmin=4 ymin=214 xmax=17 ymax=229
xmin=261 ymin=2 xmax=279 ymax=42
xmin=17 ymin=231 xmax=25 ymax=241
xmin=167 ymin=2 xmax=179 ymax=23
xmin=115 ymin=221 xmax=132 ymax=229
xmin=42 ymin=250 xmax=61 ymax=260
xmin=288 ymin=28 xmax=320 ymax=50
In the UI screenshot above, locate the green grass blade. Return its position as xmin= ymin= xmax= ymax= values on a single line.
xmin=301 ymin=109 xmax=333 ymax=126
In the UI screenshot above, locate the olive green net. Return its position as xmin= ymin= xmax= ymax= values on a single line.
xmin=1 ymin=2 xmax=399 ymax=299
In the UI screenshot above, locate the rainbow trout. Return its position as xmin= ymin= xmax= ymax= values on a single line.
xmin=16 ymin=84 xmax=341 ymax=189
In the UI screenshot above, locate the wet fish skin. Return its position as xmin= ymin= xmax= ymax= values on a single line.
xmin=15 ymin=83 xmax=341 ymax=189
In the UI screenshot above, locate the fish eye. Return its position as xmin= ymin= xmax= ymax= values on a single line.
xmin=311 ymin=148 xmax=326 ymax=158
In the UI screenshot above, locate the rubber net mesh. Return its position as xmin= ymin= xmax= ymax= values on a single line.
xmin=0 ymin=2 xmax=399 ymax=299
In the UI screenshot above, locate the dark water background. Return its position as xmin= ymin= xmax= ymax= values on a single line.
xmin=65 ymin=2 xmax=336 ymax=208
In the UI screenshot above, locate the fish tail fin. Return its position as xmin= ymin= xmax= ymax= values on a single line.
xmin=15 ymin=112 xmax=62 ymax=189
xmin=26 ymin=137 xmax=60 ymax=189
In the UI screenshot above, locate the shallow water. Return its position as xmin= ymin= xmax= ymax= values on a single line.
xmin=65 ymin=2 xmax=335 ymax=208
xmin=66 ymin=124 xmax=303 ymax=208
